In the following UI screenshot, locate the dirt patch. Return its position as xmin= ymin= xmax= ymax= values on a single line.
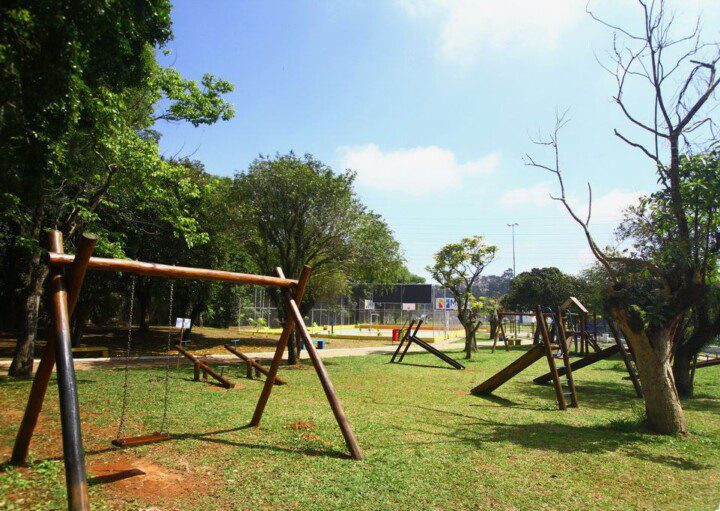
xmin=299 ymin=432 xmax=325 ymax=442
xmin=283 ymin=364 xmax=313 ymax=371
xmin=204 ymin=383 xmax=244 ymax=391
xmin=455 ymin=390 xmax=470 ymax=395
xmin=88 ymin=455 xmax=210 ymax=504
xmin=1 ymin=408 xmax=31 ymax=428
xmin=287 ymin=421 xmax=317 ymax=430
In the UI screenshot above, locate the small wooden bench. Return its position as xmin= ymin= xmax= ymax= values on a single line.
xmin=71 ymin=346 xmax=109 ymax=358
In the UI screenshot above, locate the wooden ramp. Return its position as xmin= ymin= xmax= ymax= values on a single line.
xmin=533 ymin=344 xmax=620 ymax=384
xmin=471 ymin=345 xmax=547 ymax=395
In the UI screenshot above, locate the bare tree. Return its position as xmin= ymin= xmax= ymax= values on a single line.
xmin=525 ymin=1 xmax=720 ymax=434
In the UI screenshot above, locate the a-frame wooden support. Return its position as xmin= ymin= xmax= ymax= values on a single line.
xmin=10 ymin=231 xmax=363 ymax=511
xmin=11 ymin=231 xmax=96 ymax=510
xmin=490 ymin=312 xmax=510 ymax=353
xmin=471 ymin=306 xmax=578 ymax=410
xmin=389 ymin=318 xmax=465 ymax=369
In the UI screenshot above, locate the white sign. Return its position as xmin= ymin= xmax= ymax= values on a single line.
xmin=175 ymin=318 xmax=192 ymax=329
xmin=435 ymin=297 xmax=457 ymax=310
xmin=402 ymin=303 xmax=416 ymax=311
xmin=363 ymin=300 xmax=375 ymax=310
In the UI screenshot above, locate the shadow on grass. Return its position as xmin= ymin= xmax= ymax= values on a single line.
xmin=171 ymin=423 xmax=352 ymax=460
xmin=402 ymin=415 xmax=711 ymax=471
xmin=34 ymin=422 xmax=351 ymax=463
xmin=389 ymin=361 xmax=460 ymax=371
xmin=523 ymin=379 xmax=642 ymax=411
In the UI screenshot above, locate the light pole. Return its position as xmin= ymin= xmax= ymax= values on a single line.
xmin=507 ymin=222 xmax=518 ymax=277
xmin=507 ymin=222 xmax=519 ymax=340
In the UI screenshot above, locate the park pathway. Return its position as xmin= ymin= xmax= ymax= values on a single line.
xmin=0 ymin=336 xmax=475 ymax=373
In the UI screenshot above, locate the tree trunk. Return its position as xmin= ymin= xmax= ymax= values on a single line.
xmin=672 ymin=345 xmax=695 ymax=398
xmin=463 ymin=323 xmax=474 ymax=359
xmin=137 ymin=280 xmax=151 ymax=332
xmin=287 ymin=331 xmax=300 ymax=365
xmin=71 ymin=304 xmax=90 ymax=347
xmin=9 ymin=259 xmax=49 ymax=377
xmin=617 ymin=317 xmax=687 ymax=435
xmin=489 ymin=317 xmax=498 ymax=339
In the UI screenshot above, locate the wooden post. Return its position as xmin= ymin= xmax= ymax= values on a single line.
xmin=556 ymin=307 xmax=579 ymax=408
xmin=536 ymin=306 xmax=567 ymax=411
xmin=283 ymin=283 xmax=364 ymax=461
xmin=11 ymin=232 xmax=96 ymax=468
xmin=49 ymin=235 xmax=91 ymax=510
xmin=250 ymin=266 xmax=310 ymax=427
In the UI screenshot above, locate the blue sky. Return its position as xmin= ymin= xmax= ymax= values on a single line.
xmin=158 ymin=0 xmax=718 ymax=281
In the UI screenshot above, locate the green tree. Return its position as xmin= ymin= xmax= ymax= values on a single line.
xmin=0 ymin=1 xmax=234 ymax=376
xmin=528 ymin=2 xmax=720 ymax=433
xmin=234 ymin=152 xmax=412 ymax=363
xmin=617 ymin=152 xmax=720 ymax=396
xmin=427 ymin=236 xmax=497 ymax=359
xmin=501 ymin=267 xmax=580 ymax=312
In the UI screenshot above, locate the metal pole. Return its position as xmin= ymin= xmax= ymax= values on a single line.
xmin=507 ymin=222 xmax=518 ymax=277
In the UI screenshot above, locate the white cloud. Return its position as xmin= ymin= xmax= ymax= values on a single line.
xmin=499 ymin=181 xmax=555 ymax=207
xmin=500 ymin=182 xmax=642 ymax=222
xmin=338 ymin=144 xmax=500 ymax=195
xmin=581 ymin=189 xmax=642 ymax=222
xmin=398 ymin=0 xmax=582 ymax=64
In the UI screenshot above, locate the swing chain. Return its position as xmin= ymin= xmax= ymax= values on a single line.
xmin=160 ymin=281 xmax=174 ymax=433
xmin=116 ymin=276 xmax=137 ymax=440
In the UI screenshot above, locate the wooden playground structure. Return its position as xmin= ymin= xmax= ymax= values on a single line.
xmin=9 ymin=231 xmax=363 ymax=511
xmin=533 ymin=317 xmax=643 ymax=398
xmin=472 ymin=306 xmax=578 ymax=410
xmin=491 ymin=297 xmax=600 ymax=355
xmin=390 ymin=318 xmax=465 ymax=370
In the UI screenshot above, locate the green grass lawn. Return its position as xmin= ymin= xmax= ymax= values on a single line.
xmin=1 ymin=341 xmax=719 ymax=510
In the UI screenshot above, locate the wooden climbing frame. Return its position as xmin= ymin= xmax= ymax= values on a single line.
xmin=471 ymin=305 xmax=578 ymax=410
xmin=491 ymin=311 xmax=545 ymax=353
xmin=9 ymin=230 xmax=364 ymax=511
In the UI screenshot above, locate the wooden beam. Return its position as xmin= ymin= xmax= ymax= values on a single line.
xmin=533 ymin=344 xmax=621 ymax=384
xmin=250 ymin=266 xmax=311 ymax=427
xmin=695 ymin=357 xmax=720 ymax=369
xmin=390 ymin=319 xmax=415 ymax=363
xmin=223 ymin=344 xmax=286 ymax=385
xmin=471 ymin=345 xmax=548 ymax=395
xmin=49 ymin=235 xmax=91 ymax=510
xmin=47 ymin=252 xmax=297 ymax=288
xmin=175 ymin=345 xmax=234 ymax=389
xmin=284 ymin=284 xmax=364 ymax=461
xmin=537 ymin=307 xmax=567 ymax=410
xmin=12 ymin=232 xmax=96 ymax=467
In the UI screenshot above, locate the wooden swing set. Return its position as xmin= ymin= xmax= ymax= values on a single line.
xmin=9 ymin=231 xmax=363 ymax=511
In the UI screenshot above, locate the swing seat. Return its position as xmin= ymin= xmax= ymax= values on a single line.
xmin=112 ymin=432 xmax=173 ymax=448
